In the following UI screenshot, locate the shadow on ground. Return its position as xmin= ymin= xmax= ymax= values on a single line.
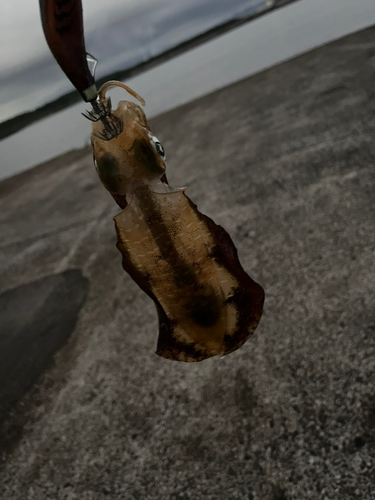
xmin=0 ymin=270 xmax=88 ymax=422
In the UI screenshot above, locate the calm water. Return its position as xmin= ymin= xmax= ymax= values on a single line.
xmin=1 ymin=0 xmax=375 ymax=181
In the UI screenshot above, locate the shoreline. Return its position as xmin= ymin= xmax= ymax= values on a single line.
xmin=0 ymin=0 xmax=294 ymax=142
xmin=1 ymin=0 xmax=374 ymax=182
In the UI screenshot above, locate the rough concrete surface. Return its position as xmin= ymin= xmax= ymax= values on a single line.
xmin=0 ymin=26 xmax=375 ymax=500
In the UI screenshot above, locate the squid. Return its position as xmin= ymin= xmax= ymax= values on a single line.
xmin=86 ymin=81 xmax=264 ymax=362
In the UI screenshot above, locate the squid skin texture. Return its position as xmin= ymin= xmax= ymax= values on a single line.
xmin=90 ymin=84 xmax=264 ymax=362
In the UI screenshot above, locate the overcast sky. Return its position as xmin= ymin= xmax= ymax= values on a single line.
xmin=0 ymin=0 xmax=266 ymax=122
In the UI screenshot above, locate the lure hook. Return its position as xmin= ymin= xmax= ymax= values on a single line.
xmin=83 ymin=81 xmax=146 ymax=141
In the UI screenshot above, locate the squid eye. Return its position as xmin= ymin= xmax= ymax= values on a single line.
xmin=155 ymin=141 xmax=165 ymax=158
xmin=150 ymin=135 xmax=166 ymax=160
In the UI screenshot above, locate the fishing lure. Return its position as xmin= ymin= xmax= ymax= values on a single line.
xmin=86 ymin=81 xmax=264 ymax=362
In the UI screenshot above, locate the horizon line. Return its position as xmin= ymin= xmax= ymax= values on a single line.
xmin=0 ymin=0 xmax=295 ymax=142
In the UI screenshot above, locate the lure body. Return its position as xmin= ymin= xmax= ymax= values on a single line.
xmin=90 ymin=82 xmax=264 ymax=362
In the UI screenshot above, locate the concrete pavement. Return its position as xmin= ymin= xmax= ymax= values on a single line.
xmin=0 ymin=26 xmax=375 ymax=500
